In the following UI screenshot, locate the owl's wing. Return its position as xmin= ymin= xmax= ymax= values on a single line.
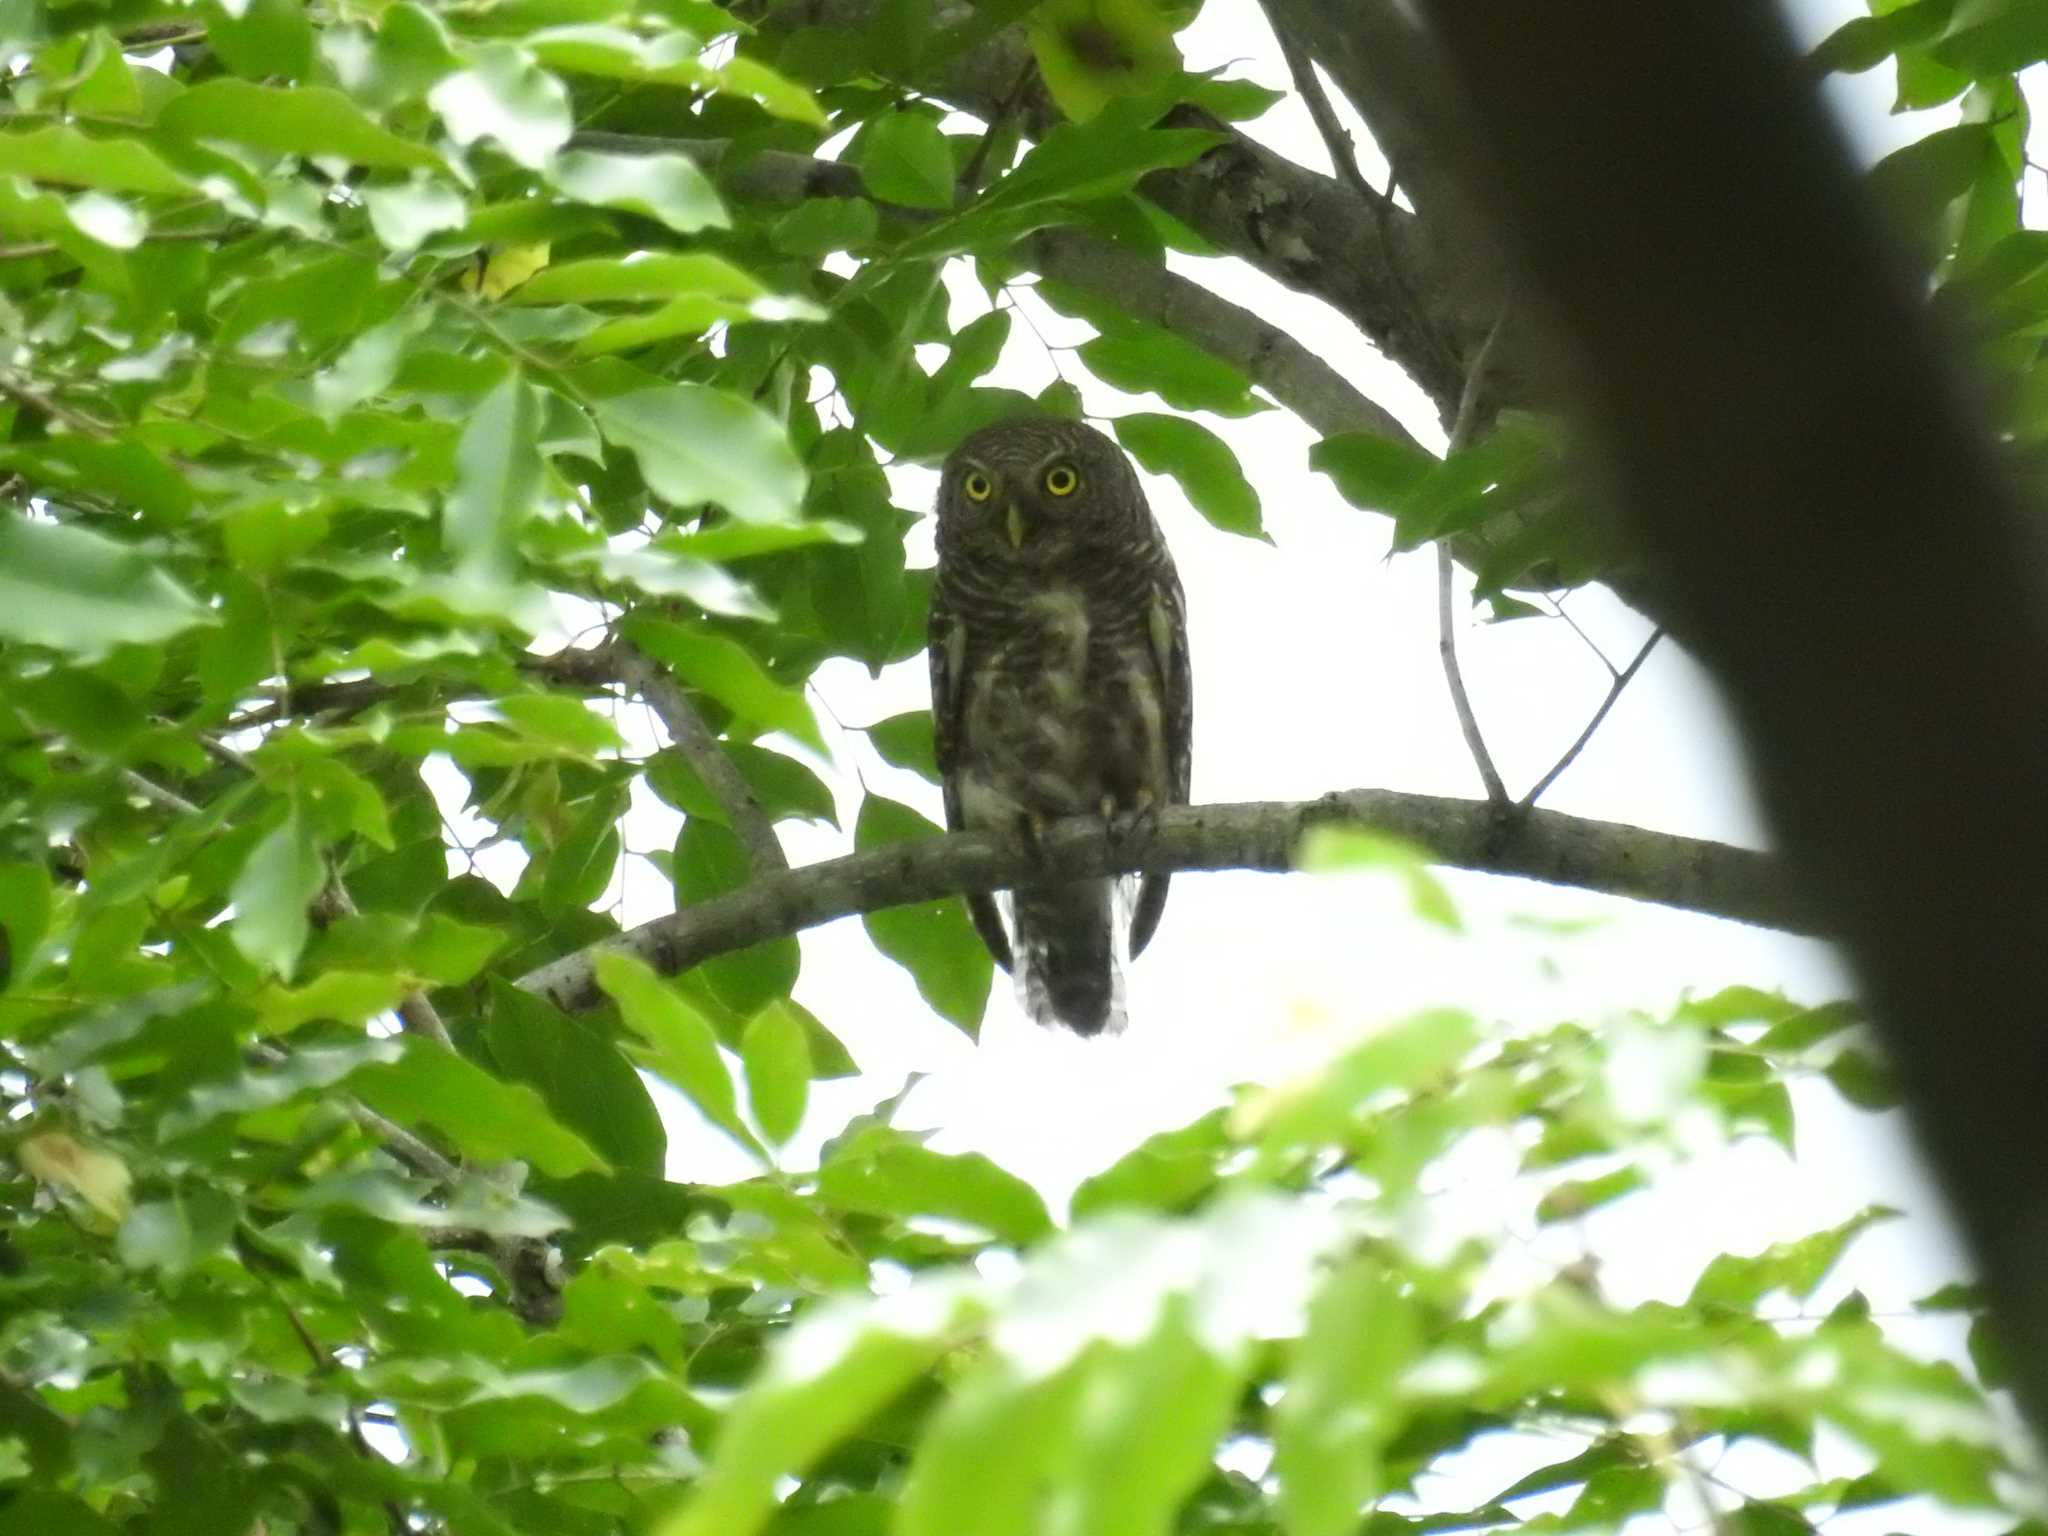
xmin=1129 ymin=566 xmax=1191 ymax=959
xmin=929 ymin=586 xmax=1015 ymax=972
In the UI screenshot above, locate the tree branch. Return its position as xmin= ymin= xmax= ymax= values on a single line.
xmin=1414 ymin=0 xmax=2048 ymax=1433
xmin=514 ymin=790 xmax=1813 ymax=1013
xmin=1520 ymin=629 xmax=1663 ymax=809
xmin=606 ymin=640 xmax=789 ymax=876
xmin=1023 ymin=229 xmax=1421 ymax=446
xmin=1436 ymin=312 xmax=1510 ymax=802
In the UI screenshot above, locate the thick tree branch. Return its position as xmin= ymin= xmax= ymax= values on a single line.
xmin=1416 ymin=0 xmax=2048 ymax=1434
xmin=742 ymin=0 xmax=1470 ymax=410
xmin=1023 ymin=229 xmax=1420 ymax=446
xmin=515 ymin=790 xmax=1811 ymax=1013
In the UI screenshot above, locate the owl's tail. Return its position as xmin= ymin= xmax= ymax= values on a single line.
xmin=1009 ymin=877 xmax=1125 ymax=1036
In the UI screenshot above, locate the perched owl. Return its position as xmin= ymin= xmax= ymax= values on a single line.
xmin=928 ymin=419 xmax=1192 ymax=1035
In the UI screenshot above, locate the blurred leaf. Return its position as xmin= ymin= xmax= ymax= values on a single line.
xmin=859 ymin=114 xmax=957 ymax=210
xmin=595 ymin=385 xmax=807 ymax=525
xmin=547 ymin=150 xmax=730 ymax=234
xmin=158 ymin=80 xmax=443 ymax=169
xmin=1275 ymin=1257 xmax=1419 ymax=1536
xmin=742 ymin=998 xmax=812 ymax=1145
xmin=820 ymin=1124 xmax=1053 ymax=1243
xmin=230 ymin=808 xmax=324 ymax=979
xmin=659 ymin=1315 xmax=964 ymax=1536
xmin=1296 ymin=825 xmax=1461 ymax=931
xmin=0 ymin=516 xmax=210 ymax=659
xmin=20 ymin=1132 xmax=132 ymax=1221
xmin=447 ymin=373 xmax=542 ymax=578
xmin=352 ymin=1038 xmax=611 ymax=1177
xmin=428 ymin=43 xmax=572 ymax=168
xmin=1689 ymin=1205 xmax=1901 ymax=1310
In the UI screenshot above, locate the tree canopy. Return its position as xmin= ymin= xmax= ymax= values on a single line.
xmin=1 ymin=1 xmax=2044 ymax=1534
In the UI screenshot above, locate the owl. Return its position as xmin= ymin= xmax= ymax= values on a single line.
xmin=928 ymin=418 xmax=1192 ymax=1035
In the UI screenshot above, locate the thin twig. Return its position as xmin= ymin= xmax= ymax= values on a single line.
xmin=1519 ymin=629 xmax=1663 ymax=808
xmin=1549 ymin=595 xmax=1619 ymax=676
xmin=1437 ymin=545 xmax=1507 ymax=803
xmin=1264 ymin=8 xmax=1394 ymax=212
xmin=1436 ymin=310 xmax=1512 ymax=803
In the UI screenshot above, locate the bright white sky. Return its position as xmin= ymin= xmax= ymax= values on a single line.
xmin=492 ymin=3 xmax=2048 ymax=1528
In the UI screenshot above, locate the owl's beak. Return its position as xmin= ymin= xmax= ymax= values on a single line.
xmin=1005 ymin=502 xmax=1027 ymax=549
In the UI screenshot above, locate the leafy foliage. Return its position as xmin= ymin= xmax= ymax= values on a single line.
xmin=0 ymin=1 xmax=2040 ymax=1533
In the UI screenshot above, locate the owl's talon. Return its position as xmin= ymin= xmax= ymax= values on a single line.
xmin=1104 ymin=791 xmax=1159 ymax=847
xmin=1017 ymin=811 xmax=1051 ymax=863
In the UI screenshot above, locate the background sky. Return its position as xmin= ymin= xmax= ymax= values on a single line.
xmin=450 ymin=3 xmax=2042 ymax=1527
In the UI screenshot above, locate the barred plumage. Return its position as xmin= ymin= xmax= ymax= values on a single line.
xmin=928 ymin=419 xmax=1192 ymax=1035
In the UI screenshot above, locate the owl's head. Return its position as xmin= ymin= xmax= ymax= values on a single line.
xmin=935 ymin=418 xmax=1144 ymax=568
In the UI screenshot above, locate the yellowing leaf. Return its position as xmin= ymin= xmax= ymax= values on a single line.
xmin=20 ymin=1131 xmax=133 ymax=1221
xmin=475 ymin=241 xmax=551 ymax=299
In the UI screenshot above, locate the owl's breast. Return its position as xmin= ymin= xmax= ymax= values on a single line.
xmin=955 ymin=583 xmax=1169 ymax=824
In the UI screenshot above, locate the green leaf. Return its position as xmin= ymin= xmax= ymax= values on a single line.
xmin=427 ymin=44 xmax=573 ymax=169
xmin=351 ymin=1038 xmax=610 ymax=1177
xmin=0 ymin=515 xmax=210 ymax=659
xmin=867 ymin=711 xmax=938 ymax=781
xmin=658 ymin=1316 xmax=965 ymax=1536
xmin=1113 ymin=412 xmax=1263 ymax=538
xmin=511 ymin=251 xmax=766 ymax=307
xmin=1309 ymin=430 xmax=1438 ymax=512
xmin=858 ymin=114 xmax=956 ymax=210
xmin=1689 ymin=1205 xmax=1902 ymax=1310
xmin=1935 ymin=0 xmax=2048 ymax=72
xmin=1246 ymin=1009 xmax=1478 ymax=1157
xmin=447 ymin=374 xmax=542 ymax=577
xmin=116 ymin=1188 xmax=238 ymax=1275
xmin=855 ymin=795 xmax=994 ymax=1034
xmin=600 ymin=950 xmax=763 ymax=1158
xmin=1029 ymin=0 xmax=1187 ymax=121
xmin=362 ymin=175 xmax=467 ymax=252
xmin=899 ymin=1357 xmax=1089 ymax=1536
xmin=741 ymin=999 xmax=812 ymax=1144
xmin=819 ymin=1124 xmax=1053 ymax=1243
xmin=1295 ymin=825 xmax=1461 ymax=931
xmin=230 ymin=808 xmax=324 ymax=979
xmin=546 ymin=150 xmax=730 ymax=234
xmin=486 ymin=979 xmax=667 ymax=1177
xmin=1070 ymin=1109 xmax=1229 ymax=1218
xmin=1053 ymin=1307 xmax=1246 ymax=1536
xmin=0 ymin=125 xmax=192 ymax=193
xmin=1812 ymin=1 xmax=1951 ymax=75
xmin=1077 ymin=329 xmax=1266 ymax=416
xmin=0 ymin=862 xmax=54 ymax=988
xmin=773 ymin=198 xmax=882 ymax=255
xmin=625 ymin=617 xmax=823 ymax=750
xmin=594 ymin=385 xmax=807 ymax=525
xmin=1274 ymin=1257 xmax=1419 ymax=1536
xmin=156 ymin=81 xmax=444 ymax=170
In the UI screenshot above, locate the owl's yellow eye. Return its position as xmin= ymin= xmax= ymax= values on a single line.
xmin=1043 ymin=464 xmax=1080 ymax=497
xmin=963 ymin=471 xmax=994 ymax=502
